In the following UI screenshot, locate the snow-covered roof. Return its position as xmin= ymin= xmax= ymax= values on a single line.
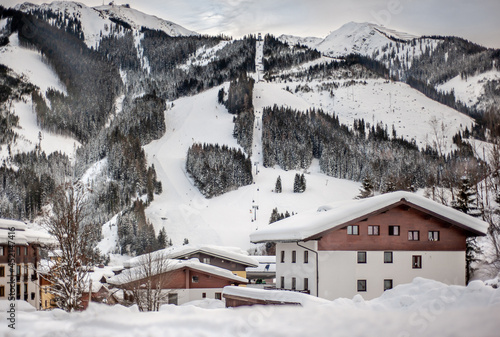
xmin=246 ymin=255 xmax=276 ymax=273
xmin=0 ymin=218 xmax=57 ymax=245
xmin=108 ymin=258 xmax=248 ymax=286
xmin=250 ymin=191 xmax=489 ymax=243
xmin=123 ymin=244 xmax=258 ymax=269
xmin=222 ymin=286 xmax=328 ymax=307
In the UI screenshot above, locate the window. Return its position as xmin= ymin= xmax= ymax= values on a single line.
xmin=384 ymin=279 xmax=393 ymax=291
xmin=16 ymin=246 xmax=20 ymax=256
xmin=357 ymin=280 xmax=367 ymax=292
xmin=384 ymin=251 xmax=393 ymax=263
xmin=192 ymin=275 xmax=199 ymax=283
xmin=0 ymin=286 xmax=4 ymax=297
xmin=304 ymin=251 xmax=309 ymax=264
xmin=357 ymin=251 xmax=367 ymax=264
xmin=215 ymin=292 xmax=222 ymax=300
xmin=412 ymin=255 xmax=422 ymax=269
xmin=31 ymin=292 xmax=35 ymax=300
xmin=368 ymin=225 xmax=379 ymax=235
xmin=292 ymin=250 xmax=296 ymax=263
xmin=202 ymin=292 xmax=206 ymax=299
xmin=428 ymin=231 xmax=440 ymax=241
xmin=24 ymin=247 xmax=28 ymax=255
xmin=0 ymin=266 xmax=4 ymax=277
xmin=291 ymin=277 xmax=296 ymax=290
xmin=0 ymin=246 xmax=4 ymax=255
xmin=202 ymin=258 xmax=211 ymax=264
xmin=280 ymin=276 xmax=285 ymax=289
xmin=304 ymin=278 xmax=309 ymax=291
xmin=408 ymin=230 xmax=419 ymax=241
xmin=168 ymin=293 xmax=178 ymax=305
xmin=388 ymin=226 xmax=400 ymax=236
xmin=16 ymin=284 xmax=20 ymax=300
xmin=280 ymin=251 xmax=285 ymax=263
xmin=347 ymin=225 xmax=359 ymax=235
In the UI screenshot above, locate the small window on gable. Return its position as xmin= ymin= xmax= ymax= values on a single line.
xmin=388 ymin=226 xmax=400 ymax=236
xmin=357 ymin=251 xmax=367 ymax=264
xmin=408 ymin=230 xmax=419 ymax=241
xmin=428 ymin=231 xmax=439 ymax=241
xmin=368 ymin=225 xmax=379 ymax=235
xmin=192 ymin=275 xmax=199 ymax=283
xmin=202 ymin=258 xmax=211 ymax=264
xmin=347 ymin=225 xmax=359 ymax=235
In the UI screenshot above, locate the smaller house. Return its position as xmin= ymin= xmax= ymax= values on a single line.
xmin=124 ymin=245 xmax=258 ymax=279
xmin=223 ymin=286 xmax=327 ymax=308
xmin=109 ymin=258 xmax=248 ymax=306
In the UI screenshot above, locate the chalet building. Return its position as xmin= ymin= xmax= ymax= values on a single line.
xmin=250 ymin=191 xmax=488 ymax=300
xmin=246 ymin=255 xmax=276 ymax=287
xmin=0 ymin=219 xmax=55 ymax=309
xmin=109 ymin=258 xmax=248 ymax=305
xmin=124 ymin=245 xmax=258 ymax=279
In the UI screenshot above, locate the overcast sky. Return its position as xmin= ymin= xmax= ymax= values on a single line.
xmin=3 ymin=0 xmax=500 ymax=48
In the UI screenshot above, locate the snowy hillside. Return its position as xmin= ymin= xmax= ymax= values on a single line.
xmin=2 ymin=278 xmax=499 ymax=336
xmin=15 ymin=1 xmax=197 ymax=48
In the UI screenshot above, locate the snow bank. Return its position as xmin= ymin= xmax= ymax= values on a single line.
xmin=1 ymin=278 xmax=498 ymax=336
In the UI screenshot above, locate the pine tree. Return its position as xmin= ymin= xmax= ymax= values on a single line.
xmin=156 ymin=227 xmax=168 ymax=250
xmin=183 ymin=238 xmax=189 ymax=245
xmin=300 ymin=174 xmax=306 ymax=193
xmin=293 ymin=173 xmax=306 ymax=193
xmin=358 ymin=177 xmax=374 ymax=199
xmin=275 ymin=176 xmax=282 ymax=193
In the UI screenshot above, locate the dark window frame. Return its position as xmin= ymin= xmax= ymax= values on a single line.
xmin=384 ymin=251 xmax=393 ymax=263
xmin=357 ymin=280 xmax=367 ymax=292
xmin=280 ymin=276 xmax=285 ymax=289
xmin=388 ymin=225 xmax=400 ymax=236
xmin=304 ymin=278 xmax=309 ymax=291
xmin=428 ymin=231 xmax=440 ymax=241
xmin=191 ymin=275 xmax=199 ymax=283
xmin=280 ymin=251 xmax=285 ymax=263
xmin=304 ymin=251 xmax=309 ymax=264
xmin=347 ymin=225 xmax=359 ymax=235
xmin=291 ymin=277 xmax=296 ymax=290
xmin=368 ymin=225 xmax=380 ymax=236
xmin=384 ymin=279 xmax=393 ymax=291
xmin=408 ymin=230 xmax=420 ymax=241
xmin=291 ymin=250 xmax=296 ymax=263
xmin=357 ymin=251 xmax=367 ymax=264
xmin=412 ymin=255 xmax=422 ymax=269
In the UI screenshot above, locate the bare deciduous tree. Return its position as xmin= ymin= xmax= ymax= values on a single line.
xmin=43 ymin=183 xmax=98 ymax=312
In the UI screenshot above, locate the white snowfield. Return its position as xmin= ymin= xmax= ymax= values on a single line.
xmin=1 ymin=278 xmax=499 ymax=336
xmin=250 ymin=191 xmax=489 ymax=243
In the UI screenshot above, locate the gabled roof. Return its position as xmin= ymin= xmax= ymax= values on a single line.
xmin=0 ymin=218 xmax=56 ymax=245
xmin=108 ymin=258 xmax=248 ymax=286
xmin=250 ymin=191 xmax=489 ymax=243
xmin=123 ymin=244 xmax=258 ymax=269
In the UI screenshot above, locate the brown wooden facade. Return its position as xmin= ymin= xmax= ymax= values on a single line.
xmin=119 ymin=267 xmax=245 ymax=291
xmin=0 ymin=244 xmax=38 ymax=265
xmin=314 ymin=204 xmax=470 ymax=251
xmin=176 ymin=252 xmax=249 ymax=271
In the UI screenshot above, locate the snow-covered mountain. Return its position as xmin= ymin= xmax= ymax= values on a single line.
xmin=280 ymin=22 xmax=418 ymax=58
xmin=15 ymin=1 xmax=197 ymax=48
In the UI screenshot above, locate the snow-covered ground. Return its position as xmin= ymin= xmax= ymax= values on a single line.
xmin=1 ymin=278 xmax=499 ymax=336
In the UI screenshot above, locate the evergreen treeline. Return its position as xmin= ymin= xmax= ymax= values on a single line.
xmin=117 ymin=199 xmax=170 ymax=255
xmin=262 ymin=105 xmax=486 ymax=191
xmin=263 ymin=34 xmax=321 ymax=72
xmin=221 ymin=72 xmax=255 ymax=155
xmin=186 ymin=143 xmax=253 ymax=198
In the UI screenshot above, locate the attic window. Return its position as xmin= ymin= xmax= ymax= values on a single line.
xmin=347 ymin=225 xmax=359 ymax=235
xmin=192 ymin=276 xmax=199 ymax=283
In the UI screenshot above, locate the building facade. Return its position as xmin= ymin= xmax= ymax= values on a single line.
xmin=0 ymin=219 xmax=55 ymax=309
xmin=251 ymin=192 xmax=488 ymax=300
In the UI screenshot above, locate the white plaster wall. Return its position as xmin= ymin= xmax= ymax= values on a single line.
xmin=165 ymin=288 xmax=225 ymax=305
xmin=318 ymin=250 xmax=466 ymax=300
xmin=275 ymin=241 xmax=318 ymax=296
xmin=0 ymin=262 xmax=40 ymax=309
